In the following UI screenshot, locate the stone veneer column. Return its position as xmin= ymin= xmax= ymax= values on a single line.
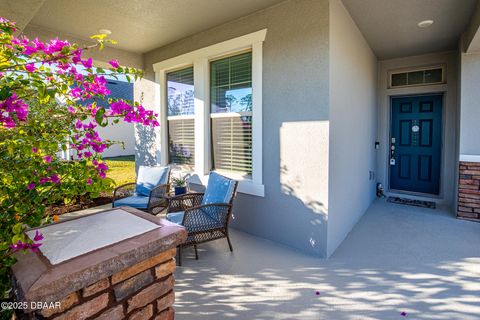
xmin=458 ymin=161 xmax=480 ymax=221
xmin=12 ymin=207 xmax=186 ymax=320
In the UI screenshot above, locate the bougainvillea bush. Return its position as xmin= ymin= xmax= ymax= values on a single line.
xmin=0 ymin=17 xmax=159 ymax=297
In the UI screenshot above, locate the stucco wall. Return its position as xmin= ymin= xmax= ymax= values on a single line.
xmin=142 ymin=0 xmax=331 ymax=256
xmin=377 ymin=52 xmax=458 ymax=207
xmin=327 ymin=0 xmax=378 ymax=256
xmin=459 ymin=52 xmax=480 ymax=156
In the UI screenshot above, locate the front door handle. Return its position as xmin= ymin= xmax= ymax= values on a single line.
xmin=390 ymin=137 xmax=396 ymax=165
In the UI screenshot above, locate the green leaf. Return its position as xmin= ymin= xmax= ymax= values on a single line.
xmin=90 ymin=34 xmax=107 ymax=40
xmin=0 ymin=87 xmax=11 ymax=100
xmin=95 ymin=107 xmax=106 ymax=125
xmin=12 ymin=223 xmax=22 ymax=235
xmin=12 ymin=235 xmax=22 ymax=244
xmin=37 ymin=83 xmax=47 ymax=98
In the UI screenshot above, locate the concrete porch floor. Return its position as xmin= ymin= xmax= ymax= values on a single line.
xmin=173 ymin=199 xmax=480 ymax=320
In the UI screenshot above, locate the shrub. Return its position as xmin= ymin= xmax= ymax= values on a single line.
xmin=0 ymin=17 xmax=159 ymax=298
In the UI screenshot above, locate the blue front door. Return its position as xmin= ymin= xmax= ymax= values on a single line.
xmin=390 ymin=95 xmax=442 ymax=195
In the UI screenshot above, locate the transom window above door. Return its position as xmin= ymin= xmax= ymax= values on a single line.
xmin=390 ymin=66 xmax=445 ymax=88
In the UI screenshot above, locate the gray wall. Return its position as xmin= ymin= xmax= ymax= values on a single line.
xmin=459 ymin=52 xmax=480 ymax=156
xmin=327 ymin=0 xmax=378 ymax=256
xmin=142 ymin=0 xmax=331 ymax=257
xmin=377 ymin=52 xmax=458 ymax=207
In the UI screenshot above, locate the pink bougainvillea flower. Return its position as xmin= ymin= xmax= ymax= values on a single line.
xmin=83 ymin=151 xmax=92 ymax=158
xmin=27 ymin=183 xmax=36 ymax=190
xmin=0 ymin=92 xmax=29 ymax=128
xmin=96 ymin=162 xmax=108 ymax=171
xmin=25 ymin=63 xmax=36 ymax=72
xmin=32 ymin=147 xmax=38 ymax=153
xmin=32 ymin=38 xmax=45 ymax=51
xmin=23 ymin=45 xmax=37 ymax=56
xmin=70 ymin=87 xmax=82 ymax=98
xmin=81 ymin=58 xmax=93 ymax=69
xmin=50 ymin=174 xmax=60 ymax=184
xmin=43 ymin=155 xmax=52 ymax=163
xmin=33 ymin=230 xmax=44 ymax=242
xmin=75 ymin=119 xmax=83 ymax=129
xmin=29 ymin=243 xmax=42 ymax=252
xmin=108 ymin=59 xmax=120 ymax=68
xmin=10 ymin=241 xmax=28 ymax=251
xmin=39 ymin=177 xmax=49 ymax=185
xmin=67 ymin=106 xmax=76 ymax=114
xmin=87 ymin=178 xmax=93 ymax=185
xmin=72 ymin=49 xmax=82 ymax=64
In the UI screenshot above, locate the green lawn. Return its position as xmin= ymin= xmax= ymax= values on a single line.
xmin=104 ymin=155 xmax=136 ymax=187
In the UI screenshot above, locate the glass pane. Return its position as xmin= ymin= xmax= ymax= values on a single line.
xmin=211 ymin=115 xmax=252 ymax=176
xmin=424 ymin=68 xmax=442 ymax=84
xmin=391 ymin=73 xmax=407 ymax=87
xmin=407 ymin=71 xmax=424 ymax=85
xmin=167 ymin=67 xmax=194 ymax=116
xmin=211 ymin=52 xmax=252 ymax=113
xmin=168 ymin=118 xmax=195 ymax=165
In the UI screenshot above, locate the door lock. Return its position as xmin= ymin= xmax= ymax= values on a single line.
xmin=390 ymin=137 xmax=396 ymax=165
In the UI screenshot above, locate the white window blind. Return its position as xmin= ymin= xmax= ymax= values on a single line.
xmin=167 ymin=67 xmax=195 ymax=165
xmin=210 ymin=52 xmax=252 ymax=176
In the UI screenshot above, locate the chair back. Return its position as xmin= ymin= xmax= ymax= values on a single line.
xmin=135 ymin=165 xmax=170 ymax=196
xmin=201 ymin=172 xmax=237 ymax=205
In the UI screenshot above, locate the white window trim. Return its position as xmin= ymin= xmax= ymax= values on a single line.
xmin=153 ymin=29 xmax=267 ymax=197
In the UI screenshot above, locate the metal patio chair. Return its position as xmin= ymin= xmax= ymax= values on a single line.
xmin=166 ymin=172 xmax=238 ymax=265
xmin=112 ymin=165 xmax=171 ymax=214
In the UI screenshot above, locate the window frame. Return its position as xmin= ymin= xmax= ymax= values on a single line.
xmin=153 ymin=29 xmax=266 ymax=197
xmin=388 ymin=65 xmax=446 ymax=88
xmin=165 ymin=66 xmax=195 ymax=167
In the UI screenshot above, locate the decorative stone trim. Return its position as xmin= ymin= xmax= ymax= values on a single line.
xmin=27 ymin=251 xmax=176 ymax=319
xmin=458 ymin=161 xmax=480 ymax=221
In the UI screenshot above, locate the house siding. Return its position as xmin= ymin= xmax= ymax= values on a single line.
xmin=141 ymin=0 xmax=331 ymax=257
xmin=327 ymin=0 xmax=378 ymax=256
xmin=459 ymin=52 xmax=480 ymax=156
xmin=457 ymin=52 xmax=480 ymax=220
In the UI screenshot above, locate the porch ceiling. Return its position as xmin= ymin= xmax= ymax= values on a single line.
xmin=24 ymin=0 xmax=284 ymax=54
xmin=342 ymin=0 xmax=478 ymax=59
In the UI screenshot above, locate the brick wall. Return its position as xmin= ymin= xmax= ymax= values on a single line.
xmin=458 ymin=161 xmax=480 ymax=221
xmin=35 ymin=248 xmax=177 ymax=320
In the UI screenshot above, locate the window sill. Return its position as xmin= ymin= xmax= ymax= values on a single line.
xmin=186 ymin=172 xmax=265 ymax=197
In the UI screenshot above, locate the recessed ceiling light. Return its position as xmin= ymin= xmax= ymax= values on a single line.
xmin=417 ymin=20 xmax=434 ymax=28
xmin=98 ymin=29 xmax=112 ymax=35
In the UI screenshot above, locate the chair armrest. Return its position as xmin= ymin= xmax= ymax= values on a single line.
xmin=113 ymin=182 xmax=136 ymax=202
xmin=182 ymin=203 xmax=232 ymax=230
xmin=167 ymin=192 xmax=204 ymax=213
xmin=147 ymin=184 xmax=169 ymax=210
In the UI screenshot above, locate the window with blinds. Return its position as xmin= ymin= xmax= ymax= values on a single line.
xmin=167 ymin=67 xmax=195 ymax=165
xmin=210 ymin=52 xmax=252 ymax=177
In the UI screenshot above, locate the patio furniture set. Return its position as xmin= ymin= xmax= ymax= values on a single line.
xmin=112 ymin=165 xmax=238 ymax=265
